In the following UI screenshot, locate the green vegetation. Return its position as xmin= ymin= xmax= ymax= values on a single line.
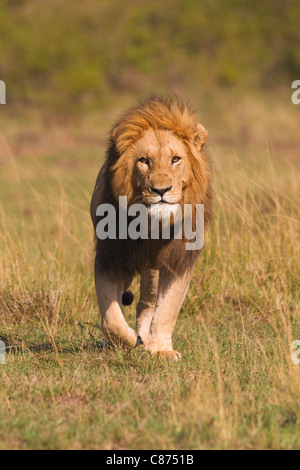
xmin=1 ymin=0 xmax=300 ymax=111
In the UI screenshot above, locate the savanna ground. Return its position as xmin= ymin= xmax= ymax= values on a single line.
xmin=0 ymin=93 xmax=300 ymax=450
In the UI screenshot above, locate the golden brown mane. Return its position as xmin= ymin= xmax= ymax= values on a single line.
xmin=112 ymin=95 xmax=203 ymax=154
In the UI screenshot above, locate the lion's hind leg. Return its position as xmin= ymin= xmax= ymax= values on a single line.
xmin=95 ymin=271 xmax=138 ymax=347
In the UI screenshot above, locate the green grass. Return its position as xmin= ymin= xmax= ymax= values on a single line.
xmin=1 ymin=0 xmax=300 ymax=111
xmin=0 ymin=101 xmax=300 ymax=449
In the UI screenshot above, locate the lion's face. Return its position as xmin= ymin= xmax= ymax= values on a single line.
xmin=131 ymin=129 xmax=189 ymax=215
xmin=111 ymin=128 xmax=207 ymax=219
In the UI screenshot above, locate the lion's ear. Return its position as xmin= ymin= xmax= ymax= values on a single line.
xmin=111 ymin=125 xmax=118 ymax=141
xmin=194 ymin=123 xmax=208 ymax=152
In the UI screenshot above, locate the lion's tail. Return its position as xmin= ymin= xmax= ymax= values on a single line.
xmin=122 ymin=290 xmax=134 ymax=306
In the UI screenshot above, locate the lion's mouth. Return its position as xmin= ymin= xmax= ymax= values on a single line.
xmin=153 ymin=200 xmax=172 ymax=204
xmin=147 ymin=200 xmax=177 ymax=207
xmin=141 ymin=191 xmax=181 ymax=206
xmin=147 ymin=197 xmax=180 ymax=205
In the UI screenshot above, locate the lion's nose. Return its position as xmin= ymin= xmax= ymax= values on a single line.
xmin=150 ymin=186 xmax=172 ymax=197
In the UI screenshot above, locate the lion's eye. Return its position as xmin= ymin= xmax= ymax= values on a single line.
xmin=139 ymin=157 xmax=149 ymax=165
xmin=172 ymin=156 xmax=181 ymax=164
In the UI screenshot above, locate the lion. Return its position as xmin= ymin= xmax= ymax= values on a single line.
xmin=90 ymin=95 xmax=212 ymax=361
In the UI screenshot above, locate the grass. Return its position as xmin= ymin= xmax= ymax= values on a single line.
xmin=0 ymin=100 xmax=300 ymax=450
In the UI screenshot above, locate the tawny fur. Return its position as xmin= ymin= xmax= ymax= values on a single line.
xmin=91 ymin=95 xmax=213 ymax=279
xmin=90 ymin=95 xmax=213 ymax=358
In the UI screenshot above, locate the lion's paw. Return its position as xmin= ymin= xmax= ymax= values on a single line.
xmin=156 ymin=350 xmax=182 ymax=362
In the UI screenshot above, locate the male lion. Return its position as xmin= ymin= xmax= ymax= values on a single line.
xmin=91 ymin=95 xmax=212 ymax=361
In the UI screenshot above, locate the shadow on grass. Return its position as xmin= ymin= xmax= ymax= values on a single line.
xmin=0 ymin=322 xmax=108 ymax=356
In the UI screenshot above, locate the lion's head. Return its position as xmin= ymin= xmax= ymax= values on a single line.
xmin=108 ymin=95 xmax=211 ymax=223
xmin=93 ymin=95 xmax=212 ymax=277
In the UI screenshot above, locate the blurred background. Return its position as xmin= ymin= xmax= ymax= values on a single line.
xmin=1 ymin=0 xmax=300 ymax=164
xmin=1 ymin=0 xmax=300 ymax=109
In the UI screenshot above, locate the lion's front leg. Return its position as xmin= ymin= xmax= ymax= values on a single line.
xmin=136 ymin=269 xmax=159 ymax=344
xmin=95 ymin=270 xmax=138 ymax=347
xmin=145 ymin=268 xmax=194 ymax=361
